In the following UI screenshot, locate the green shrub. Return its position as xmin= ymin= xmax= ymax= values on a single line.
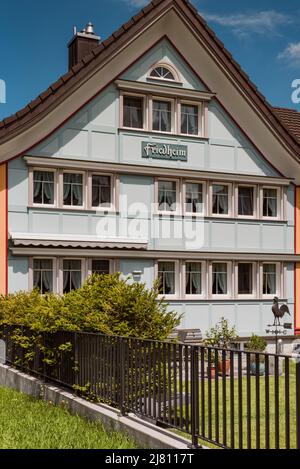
xmin=204 ymin=317 xmax=238 ymax=349
xmin=0 ymin=273 xmax=180 ymax=340
xmin=245 ymin=334 xmax=267 ymax=353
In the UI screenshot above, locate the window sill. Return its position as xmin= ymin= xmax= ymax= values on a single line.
xmin=29 ymin=206 xmax=119 ymax=215
xmin=118 ymin=127 xmax=208 ymax=141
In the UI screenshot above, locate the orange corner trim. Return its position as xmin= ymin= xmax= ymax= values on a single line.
xmin=295 ymin=187 xmax=300 ymax=334
xmin=0 ymin=163 xmax=7 ymax=296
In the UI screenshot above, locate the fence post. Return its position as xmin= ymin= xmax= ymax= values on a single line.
xmin=119 ymin=338 xmax=126 ymax=416
xmin=296 ymin=360 xmax=300 ymax=449
xmin=190 ymin=346 xmax=200 ymax=449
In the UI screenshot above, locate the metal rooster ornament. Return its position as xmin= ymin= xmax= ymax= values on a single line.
xmin=272 ymin=297 xmax=290 ymax=326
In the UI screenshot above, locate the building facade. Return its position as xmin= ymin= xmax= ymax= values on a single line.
xmin=1 ymin=0 xmax=300 ymax=339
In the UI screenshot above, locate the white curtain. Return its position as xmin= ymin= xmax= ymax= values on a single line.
xmin=33 ymin=260 xmax=53 ymax=293
xmin=158 ymin=182 xmax=176 ymax=211
xmin=213 ymin=186 xmax=228 ymax=214
xmin=267 ymin=198 xmax=277 ymax=217
xmin=181 ymin=105 xmax=198 ymax=135
xmin=124 ymin=98 xmax=142 ymax=128
xmin=63 ymin=260 xmax=81 ymax=292
xmin=153 ymin=101 xmax=171 ymax=132
xmin=186 ymin=263 xmax=201 ymax=294
xmin=213 ymin=264 xmax=227 ymax=294
xmin=64 ymin=174 xmax=82 ymax=206
xmin=265 ymin=265 xmax=276 ymax=294
xmin=34 ymin=171 xmax=54 ymax=204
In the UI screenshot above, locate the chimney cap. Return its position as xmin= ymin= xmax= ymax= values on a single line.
xmin=85 ymin=22 xmax=95 ymax=35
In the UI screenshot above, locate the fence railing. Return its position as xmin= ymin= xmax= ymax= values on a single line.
xmin=1 ymin=325 xmax=300 ymax=449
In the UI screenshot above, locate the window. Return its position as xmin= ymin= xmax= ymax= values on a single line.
xmin=123 ymin=96 xmax=144 ymax=129
xmin=185 ymin=182 xmax=203 ymax=214
xmin=186 ymin=262 xmax=202 ymax=295
xmin=212 ymin=263 xmax=228 ymax=295
xmin=63 ymin=259 xmax=82 ymax=293
xmin=150 ymin=66 xmax=175 ymax=81
xmin=238 ymin=186 xmax=254 ymax=217
xmin=91 ymin=259 xmax=110 ymax=275
xmin=158 ymin=180 xmax=177 ymax=212
xmin=152 ymin=100 xmax=172 ymax=132
xmin=181 ymin=104 xmax=199 ymax=136
xmin=238 ymin=263 xmax=253 ymax=295
xmin=263 ymin=188 xmax=278 ymax=218
xmin=158 ymin=262 xmax=176 ymax=296
xmin=63 ymin=173 xmax=83 ymax=207
xmin=33 ymin=259 xmax=53 ymax=294
xmin=92 ymin=175 xmax=111 ymax=208
xmin=33 ymin=171 xmax=55 ymax=205
xmin=212 ymin=185 xmax=229 ymax=215
xmin=263 ymin=264 xmax=277 ymax=295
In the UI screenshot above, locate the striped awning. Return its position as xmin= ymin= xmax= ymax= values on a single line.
xmin=10 ymin=233 xmax=148 ymax=250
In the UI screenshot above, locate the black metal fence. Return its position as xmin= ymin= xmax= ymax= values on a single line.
xmin=1 ymin=325 xmax=300 ymax=449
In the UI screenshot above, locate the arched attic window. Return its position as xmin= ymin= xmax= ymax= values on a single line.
xmin=148 ymin=64 xmax=179 ymax=82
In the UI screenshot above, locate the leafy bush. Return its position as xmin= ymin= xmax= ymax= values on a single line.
xmin=245 ymin=334 xmax=267 ymax=353
xmin=204 ymin=317 xmax=238 ymax=349
xmin=0 ymin=274 xmax=180 ymax=340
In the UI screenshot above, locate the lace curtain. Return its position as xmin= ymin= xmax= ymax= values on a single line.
xmin=181 ymin=105 xmax=198 ymax=135
xmin=33 ymin=259 xmax=53 ymax=293
xmin=92 ymin=176 xmax=111 ymax=207
xmin=213 ymin=186 xmax=228 ymax=214
xmin=264 ymin=265 xmax=276 ymax=294
xmin=186 ymin=263 xmax=201 ymax=294
xmin=158 ymin=181 xmax=176 ymax=211
xmin=153 ymin=101 xmax=171 ymax=132
xmin=63 ymin=260 xmax=82 ymax=293
xmin=63 ymin=174 xmax=83 ymax=206
xmin=34 ymin=171 xmax=54 ymax=204
xmin=124 ymin=97 xmax=142 ymax=128
xmin=213 ymin=263 xmax=227 ymax=295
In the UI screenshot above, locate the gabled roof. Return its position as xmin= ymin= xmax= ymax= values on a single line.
xmin=1 ymin=0 xmax=300 ymax=163
xmin=273 ymin=107 xmax=300 ymax=145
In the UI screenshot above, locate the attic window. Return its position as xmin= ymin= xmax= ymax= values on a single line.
xmin=149 ymin=65 xmax=177 ymax=81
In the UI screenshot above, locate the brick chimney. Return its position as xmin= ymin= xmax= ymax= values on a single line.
xmin=68 ymin=22 xmax=100 ymax=69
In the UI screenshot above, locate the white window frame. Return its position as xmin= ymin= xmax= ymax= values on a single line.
xmin=261 ymin=262 xmax=281 ymax=299
xmin=120 ymin=92 xmax=147 ymax=131
xmin=59 ymin=258 xmax=85 ymax=295
xmin=236 ymin=184 xmax=257 ymax=219
xmin=261 ymin=186 xmax=281 ymax=221
xmin=156 ymin=260 xmax=180 ymax=300
xmin=30 ymin=168 xmax=57 ymax=208
xmin=210 ymin=261 xmax=232 ymax=299
xmin=210 ymin=182 xmax=232 ymax=218
xmin=29 ymin=257 xmax=57 ymax=294
xmin=87 ymin=258 xmax=114 ymax=276
xmin=183 ymin=180 xmax=206 ymax=216
xmin=150 ymin=96 xmax=176 ymax=134
xmin=147 ymin=63 xmax=180 ymax=84
xmin=88 ymin=172 xmax=116 ymax=212
xmin=61 ymin=170 xmax=86 ymax=210
xmin=183 ymin=260 xmax=206 ymax=300
xmin=155 ymin=177 xmax=181 ymax=215
xmin=235 ymin=262 xmax=257 ymax=299
xmin=178 ymin=100 xmax=202 ymax=137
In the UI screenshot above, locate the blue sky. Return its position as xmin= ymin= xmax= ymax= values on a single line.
xmin=1 ymin=0 xmax=300 ymax=120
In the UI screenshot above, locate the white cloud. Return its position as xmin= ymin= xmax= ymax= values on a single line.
xmin=202 ymin=10 xmax=292 ymax=38
xmin=278 ymin=42 xmax=300 ymax=67
xmin=120 ymin=0 xmax=148 ymax=7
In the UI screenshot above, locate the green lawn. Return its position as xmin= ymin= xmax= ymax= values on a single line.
xmin=0 ymin=386 xmax=138 ymax=449
xmin=175 ymin=361 xmax=297 ymax=449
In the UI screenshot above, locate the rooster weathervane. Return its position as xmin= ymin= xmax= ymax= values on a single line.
xmin=272 ymin=297 xmax=290 ymax=326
